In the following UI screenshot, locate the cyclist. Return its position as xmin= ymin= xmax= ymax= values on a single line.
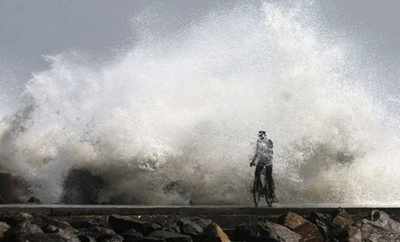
xmin=250 ymin=130 xmax=277 ymax=202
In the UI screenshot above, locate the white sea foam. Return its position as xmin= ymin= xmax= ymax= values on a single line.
xmin=0 ymin=1 xmax=398 ymax=204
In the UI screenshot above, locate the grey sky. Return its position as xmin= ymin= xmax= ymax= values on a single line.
xmin=0 ymin=0 xmax=241 ymax=79
xmin=0 ymin=0 xmax=399 ymax=88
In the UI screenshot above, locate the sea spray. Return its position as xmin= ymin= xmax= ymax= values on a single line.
xmin=0 ymin=1 xmax=397 ymax=204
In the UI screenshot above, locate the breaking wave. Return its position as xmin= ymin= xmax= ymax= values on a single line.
xmin=0 ymin=1 xmax=399 ymax=205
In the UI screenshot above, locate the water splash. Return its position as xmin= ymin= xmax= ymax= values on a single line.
xmin=0 ymin=1 xmax=398 ymax=204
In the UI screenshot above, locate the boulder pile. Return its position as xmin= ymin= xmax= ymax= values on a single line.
xmin=0 ymin=209 xmax=399 ymax=241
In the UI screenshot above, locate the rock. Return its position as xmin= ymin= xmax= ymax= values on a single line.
xmin=361 ymin=221 xmax=400 ymax=242
xmin=27 ymin=196 xmax=41 ymax=204
xmin=369 ymin=210 xmax=400 ymax=233
xmin=165 ymin=222 xmax=181 ymax=233
xmin=0 ymin=222 xmax=10 ymax=240
xmin=234 ymin=224 xmax=260 ymax=241
xmin=201 ymin=223 xmax=231 ymax=242
xmin=121 ymin=228 xmax=144 ymax=241
xmin=16 ymin=233 xmax=68 ymax=242
xmin=4 ymin=216 xmax=44 ymax=241
xmin=43 ymin=224 xmax=60 ymax=233
xmin=333 ymin=216 xmax=352 ymax=229
xmin=7 ymin=212 xmax=34 ymax=225
xmin=15 ymin=221 xmax=44 ymax=234
xmin=191 ymin=217 xmax=212 ymax=229
xmin=354 ymin=210 xmax=400 ymax=241
xmin=34 ymin=215 xmax=75 ymax=230
xmin=235 ymin=221 xmax=301 ymax=242
xmin=178 ymin=217 xmax=204 ymax=236
xmin=281 ymin=212 xmax=307 ymax=230
xmin=260 ymin=221 xmax=301 ymax=242
xmin=98 ymin=234 xmax=124 ymax=242
xmin=109 ymin=214 xmax=158 ymax=234
xmin=79 ymin=226 xmax=116 ymax=240
xmin=308 ymin=212 xmax=334 ymax=240
xmin=140 ymin=237 xmax=166 ymax=242
xmin=148 ymin=230 xmax=192 ymax=242
xmin=293 ymin=222 xmax=324 ymax=242
xmin=309 ymin=211 xmax=352 ymax=241
xmin=358 ymin=210 xmax=400 ymax=241
xmin=333 ymin=209 xmax=353 ymax=229
xmin=56 ymin=227 xmax=81 ymax=242
xmin=33 ymin=216 xmax=79 ymax=242
xmin=78 ymin=234 xmax=96 ymax=242
xmin=347 ymin=226 xmax=362 ymax=242
xmin=66 ymin=216 xmax=104 ymax=228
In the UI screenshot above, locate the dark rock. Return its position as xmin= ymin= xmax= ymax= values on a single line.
xmin=151 ymin=223 xmax=163 ymax=231
xmin=79 ymin=226 xmax=116 ymax=240
xmin=293 ymin=222 xmax=324 ymax=242
xmin=309 ymin=212 xmax=348 ymax=241
xmin=235 ymin=221 xmax=301 ymax=242
xmin=191 ymin=217 xmax=212 ymax=229
xmin=201 ymin=223 xmax=232 ymax=242
xmin=234 ymin=224 xmax=261 ymax=241
xmin=140 ymin=237 xmax=166 ymax=242
xmin=90 ymin=226 xmax=116 ymax=236
xmin=148 ymin=230 xmax=192 ymax=242
xmin=66 ymin=215 xmax=106 ymax=228
xmin=98 ymin=234 xmax=124 ymax=242
xmin=5 ymin=212 xmax=34 ymax=225
xmin=30 ymin=215 xmax=80 ymax=242
xmin=309 ymin=212 xmax=333 ymax=238
xmin=43 ymin=224 xmax=60 ymax=233
xmin=34 ymin=215 xmax=74 ymax=230
xmin=15 ymin=221 xmax=44 ymax=234
xmin=27 ymin=196 xmax=41 ymax=204
xmin=165 ymin=222 xmax=181 ymax=233
xmin=178 ymin=217 xmax=204 ymax=236
xmin=109 ymin=214 xmax=158 ymax=234
xmin=121 ymin=228 xmax=144 ymax=241
xmin=78 ymin=234 xmax=97 ymax=242
xmin=16 ymin=233 xmax=68 ymax=242
xmin=4 ymin=215 xmax=44 ymax=241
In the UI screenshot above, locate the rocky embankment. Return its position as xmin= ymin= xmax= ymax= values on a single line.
xmin=0 ymin=209 xmax=399 ymax=241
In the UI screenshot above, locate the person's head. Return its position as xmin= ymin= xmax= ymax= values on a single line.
xmin=258 ymin=130 xmax=266 ymax=139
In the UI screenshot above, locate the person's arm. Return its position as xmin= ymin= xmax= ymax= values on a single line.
xmin=268 ymin=139 xmax=274 ymax=160
xmin=250 ymin=142 xmax=258 ymax=167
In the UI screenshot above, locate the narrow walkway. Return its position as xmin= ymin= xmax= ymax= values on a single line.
xmin=0 ymin=204 xmax=398 ymax=216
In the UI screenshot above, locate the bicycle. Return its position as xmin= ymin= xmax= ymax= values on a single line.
xmin=252 ymin=164 xmax=273 ymax=207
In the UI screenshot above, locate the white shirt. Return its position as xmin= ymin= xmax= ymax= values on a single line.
xmin=255 ymin=138 xmax=273 ymax=166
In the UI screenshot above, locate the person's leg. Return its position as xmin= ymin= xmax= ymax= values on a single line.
xmin=255 ymin=164 xmax=262 ymax=178
xmin=254 ymin=165 xmax=262 ymax=192
xmin=265 ymin=165 xmax=276 ymax=199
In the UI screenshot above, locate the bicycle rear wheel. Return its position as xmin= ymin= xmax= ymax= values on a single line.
xmin=253 ymin=178 xmax=261 ymax=207
xmin=264 ymin=182 xmax=273 ymax=207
